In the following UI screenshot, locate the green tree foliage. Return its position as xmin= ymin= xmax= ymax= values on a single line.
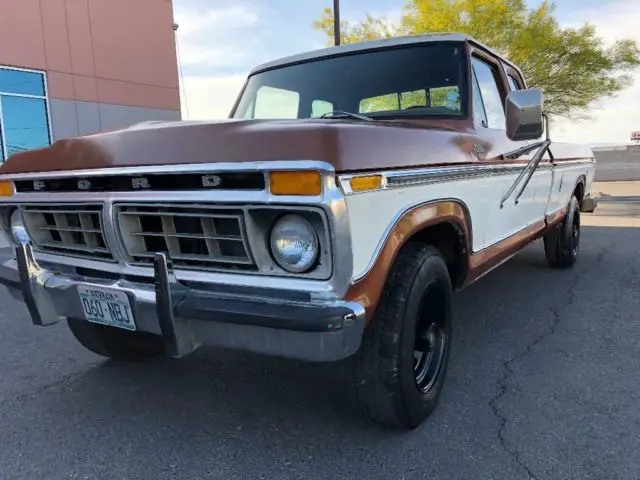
xmin=358 ymin=87 xmax=461 ymax=114
xmin=313 ymin=0 xmax=640 ymax=118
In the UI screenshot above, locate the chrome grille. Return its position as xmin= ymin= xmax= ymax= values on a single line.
xmin=20 ymin=204 xmax=112 ymax=260
xmin=116 ymin=204 xmax=255 ymax=271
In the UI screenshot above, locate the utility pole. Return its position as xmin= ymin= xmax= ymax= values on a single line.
xmin=333 ymin=0 xmax=341 ymax=46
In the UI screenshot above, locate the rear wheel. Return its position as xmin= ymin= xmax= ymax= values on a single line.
xmin=353 ymin=243 xmax=453 ymax=429
xmin=67 ymin=317 xmax=165 ymax=361
xmin=544 ymin=195 xmax=580 ymax=269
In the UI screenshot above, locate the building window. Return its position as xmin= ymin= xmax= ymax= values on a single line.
xmin=0 ymin=67 xmax=52 ymax=162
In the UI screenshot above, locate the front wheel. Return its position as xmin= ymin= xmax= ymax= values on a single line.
xmin=544 ymin=195 xmax=581 ymax=269
xmin=353 ymin=243 xmax=453 ymax=430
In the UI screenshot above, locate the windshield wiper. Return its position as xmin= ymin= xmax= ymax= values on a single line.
xmin=319 ymin=110 xmax=375 ymax=121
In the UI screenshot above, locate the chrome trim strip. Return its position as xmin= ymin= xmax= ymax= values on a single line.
xmin=1 ymin=190 xmax=322 ymax=203
xmin=552 ymin=159 xmax=596 ymax=168
xmin=386 ymin=164 xmax=529 ymax=188
xmin=340 ymin=163 xmax=533 ymax=195
xmin=0 ymin=160 xmax=336 ymax=181
xmin=338 ymin=159 xmax=594 ymax=196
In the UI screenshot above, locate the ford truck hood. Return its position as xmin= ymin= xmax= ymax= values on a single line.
xmin=0 ymin=118 xmax=474 ymax=175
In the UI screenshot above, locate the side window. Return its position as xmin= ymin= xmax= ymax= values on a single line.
xmin=399 ymin=90 xmax=426 ymax=109
xmin=471 ymin=70 xmax=488 ymax=128
xmin=254 ymin=86 xmax=300 ymax=119
xmin=359 ymin=87 xmax=462 ymax=114
xmin=429 ymin=86 xmax=461 ymax=111
xmin=359 ymin=93 xmax=399 ymax=113
xmin=242 ymin=101 xmax=254 ymax=119
xmin=311 ymin=99 xmax=333 ymax=118
xmin=507 ymin=75 xmax=521 ymax=92
xmin=471 ymin=57 xmax=506 ymax=130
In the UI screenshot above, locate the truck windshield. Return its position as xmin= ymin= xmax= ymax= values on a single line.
xmin=231 ymin=42 xmax=467 ymax=120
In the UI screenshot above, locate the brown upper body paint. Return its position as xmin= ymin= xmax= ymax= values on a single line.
xmin=0 ymin=118 xmax=482 ymax=175
xmin=0 ymin=116 xmax=588 ymax=176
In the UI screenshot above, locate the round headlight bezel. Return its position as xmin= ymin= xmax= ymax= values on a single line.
xmin=269 ymin=214 xmax=320 ymax=274
xmin=10 ymin=208 xmax=30 ymax=244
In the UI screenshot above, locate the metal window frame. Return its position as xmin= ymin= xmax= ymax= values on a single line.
xmin=0 ymin=65 xmax=53 ymax=162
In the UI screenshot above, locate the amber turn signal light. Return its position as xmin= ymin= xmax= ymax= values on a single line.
xmin=0 ymin=181 xmax=14 ymax=197
xmin=350 ymin=175 xmax=383 ymax=192
xmin=269 ymin=171 xmax=322 ymax=196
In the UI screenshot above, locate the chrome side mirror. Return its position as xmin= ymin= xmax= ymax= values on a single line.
xmin=505 ymin=88 xmax=544 ymax=141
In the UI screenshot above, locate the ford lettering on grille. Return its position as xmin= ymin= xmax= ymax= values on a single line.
xmin=14 ymin=172 xmax=265 ymax=193
xmin=132 ymin=177 xmax=151 ymax=189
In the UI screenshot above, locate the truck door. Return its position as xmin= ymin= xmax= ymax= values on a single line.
xmin=469 ymin=54 xmax=550 ymax=248
xmin=502 ymin=70 xmax=554 ymax=226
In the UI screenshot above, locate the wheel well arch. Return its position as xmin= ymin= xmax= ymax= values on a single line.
xmin=344 ymin=199 xmax=473 ymax=319
xmin=573 ymin=176 xmax=586 ymax=207
xmin=406 ymin=219 xmax=470 ymax=289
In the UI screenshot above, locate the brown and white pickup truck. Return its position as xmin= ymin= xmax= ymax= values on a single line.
xmin=0 ymin=33 xmax=597 ymax=429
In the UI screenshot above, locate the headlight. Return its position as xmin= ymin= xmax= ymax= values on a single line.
xmin=269 ymin=214 xmax=319 ymax=273
xmin=10 ymin=209 xmax=30 ymax=244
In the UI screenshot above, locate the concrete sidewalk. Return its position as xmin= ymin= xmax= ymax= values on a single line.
xmin=584 ymin=181 xmax=640 ymax=227
xmin=592 ymin=180 xmax=640 ymax=197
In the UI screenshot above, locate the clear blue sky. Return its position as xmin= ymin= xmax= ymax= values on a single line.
xmin=173 ymin=0 xmax=639 ymax=145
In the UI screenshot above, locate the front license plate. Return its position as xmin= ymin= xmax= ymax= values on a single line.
xmin=77 ymin=285 xmax=136 ymax=331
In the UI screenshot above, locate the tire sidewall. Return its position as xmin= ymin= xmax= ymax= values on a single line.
xmin=398 ymin=253 xmax=453 ymax=425
xmin=561 ymin=196 xmax=580 ymax=261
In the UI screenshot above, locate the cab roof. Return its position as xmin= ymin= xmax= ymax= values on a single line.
xmin=250 ymin=33 xmax=522 ymax=77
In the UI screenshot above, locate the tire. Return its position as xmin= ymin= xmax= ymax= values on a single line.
xmin=353 ymin=243 xmax=453 ymax=430
xmin=544 ymin=195 xmax=581 ymax=269
xmin=67 ymin=317 xmax=165 ymax=361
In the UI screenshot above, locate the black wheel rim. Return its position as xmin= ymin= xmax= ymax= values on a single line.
xmin=571 ymin=211 xmax=580 ymax=256
xmin=413 ymin=285 xmax=448 ymax=394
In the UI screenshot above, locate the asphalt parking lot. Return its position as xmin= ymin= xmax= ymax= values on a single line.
xmin=0 ymin=179 xmax=639 ymax=480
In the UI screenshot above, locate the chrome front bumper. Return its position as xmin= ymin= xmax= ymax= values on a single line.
xmin=0 ymin=244 xmax=366 ymax=362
